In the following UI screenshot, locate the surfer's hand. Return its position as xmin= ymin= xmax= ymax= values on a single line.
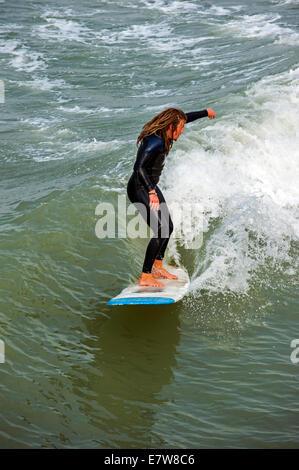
xmin=207 ymin=108 xmax=215 ymax=119
xmin=149 ymin=192 xmax=159 ymax=211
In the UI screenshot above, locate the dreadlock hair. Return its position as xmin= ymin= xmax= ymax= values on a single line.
xmin=137 ymin=107 xmax=187 ymax=155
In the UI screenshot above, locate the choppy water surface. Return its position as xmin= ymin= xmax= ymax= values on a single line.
xmin=0 ymin=0 xmax=299 ymax=448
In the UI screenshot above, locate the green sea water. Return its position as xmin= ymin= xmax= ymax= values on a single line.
xmin=0 ymin=0 xmax=299 ymax=448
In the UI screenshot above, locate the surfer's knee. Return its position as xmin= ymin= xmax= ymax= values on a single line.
xmin=158 ymin=219 xmax=173 ymax=239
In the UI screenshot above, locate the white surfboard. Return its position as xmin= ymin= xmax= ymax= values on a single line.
xmin=107 ymin=264 xmax=190 ymax=306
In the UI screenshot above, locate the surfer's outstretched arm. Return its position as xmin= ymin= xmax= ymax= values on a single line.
xmin=185 ymin=108 xmax=215 ymax=123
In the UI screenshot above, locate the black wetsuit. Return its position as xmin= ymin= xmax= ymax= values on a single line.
xmin=127 ymin=109 xmax=208 ymax=273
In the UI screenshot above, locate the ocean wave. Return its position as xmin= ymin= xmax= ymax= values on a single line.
xmin=35 ymin=19 xmax=92 ymax=44
xmin=0 ymin=39 xmax=47 ymax=72
xmin=40 ymin=6 xmax=76 ymax=19
xmin=64 ymin=138 xmax=126 ymax=154
xmin=15 ymin=76 xmax=73 ymax=91
xmin=23 ymin=136 xmax=127 ymax=162
xmin=270 ymin=0 xmax=299 ymax=5
xmin=163 ymin=66 xmax=299 ymax=294
xmin=40 ymin=5 xmax=105 ymax=18
xmin=35 ymin=6 xmax=94 ymax=45
xmin=58 ymin=105 xmax=128 ymax=115
xmin=95 ymin=22 xmax=172 ymax=46
xmin=139 ymin=0 xmax=198 ymax=14
xmin=222 ymin=13 xmax=299 ymax=45
xmin=95 ymin=22 xmax=208 ymax=54
xmin=140 ymin=0 xmax=243 ymax=17
xmin=0 ymin=23 xmax=23 ymax=34
xmin=21 ymin=116 xmax=65 ymax=131
xmin=198 ymin=5 xmax=244 ymax=16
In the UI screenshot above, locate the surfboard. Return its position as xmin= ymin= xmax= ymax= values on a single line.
xmin=107 ymin=264 xmax=190 ymax=306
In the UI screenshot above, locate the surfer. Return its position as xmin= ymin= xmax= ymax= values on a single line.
xmin=127 ymin=107 xmax=215 ymax=287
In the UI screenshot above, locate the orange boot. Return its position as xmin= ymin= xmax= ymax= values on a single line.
xmin=139 ymin=272 xmax=165 ymax=287
xmin=152 ymin=259 xmax=178 ymax=280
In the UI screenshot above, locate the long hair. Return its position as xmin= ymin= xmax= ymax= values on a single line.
xmin=137 ymin=107 xmax=187 ymax=155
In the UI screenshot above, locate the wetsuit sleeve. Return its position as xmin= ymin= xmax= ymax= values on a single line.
xmin=185 ymin=109 xmax=208 ymax=123
xmin=134 ymin=140 xmax=159 ymax=192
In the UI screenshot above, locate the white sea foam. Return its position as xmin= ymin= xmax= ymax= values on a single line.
xmin=133 ymin=88 xmax=170 ymax=97
xmin=40 ymin=7 xmax=76 ymax=19
xmin=0 ymin=39 xmax=47 ymax=72
xmin=274 ymin=32 xmax=299 ymax=46
xmin=32 ymin=154 xmax=66 ymax=163
xmin=64 ymin=139 xmax=125 ymax=153
xmin=222 ymin=13 xmax=299 ymax=45
xmin=270 ymin=0 xmax=299 ymax=4
xmin=0 ymin=23 xmax=23 ymax=34
xmin=29 ymin=137 xmax=125 ymax=162
xmin=35 ymin=17 xmax=92 ymax=43
xmin=21 ymin=116 xmax=62 ymax=128
xmin=58 ymin=105 xmax=127 ymax=115
xmin=20 ymin=117 xmax=72 ymax=137
xmin=96 ymin=22 xmax=207 ymax=54
xmin=40 ymin=5 xmax=105 ymax=18
xmin=199 ymin=5 xmax=242 ymax=16
xmin=144 ymin=103 xmax=174 ymax=112
xmin=163 ymin=66 xmax=299 ymax=293
xmin=139 ymin=0 xmax=198 ymax=14
xmin=140 ymin=0 xmax=243 ymax=17
xmin=58 ymin=105 xmax=99 ymax=115
xmin=96 ymin=23 xmax=172 ymax=46
xmin=16 ymin=76 xmax=71 ymax=91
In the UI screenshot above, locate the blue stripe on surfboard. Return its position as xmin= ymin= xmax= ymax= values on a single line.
xmin=107 ymin=296 xmax=175 ymax=306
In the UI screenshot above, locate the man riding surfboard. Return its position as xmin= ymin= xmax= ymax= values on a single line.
xmin=127 ymin=107 xmax=216 ymax=287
